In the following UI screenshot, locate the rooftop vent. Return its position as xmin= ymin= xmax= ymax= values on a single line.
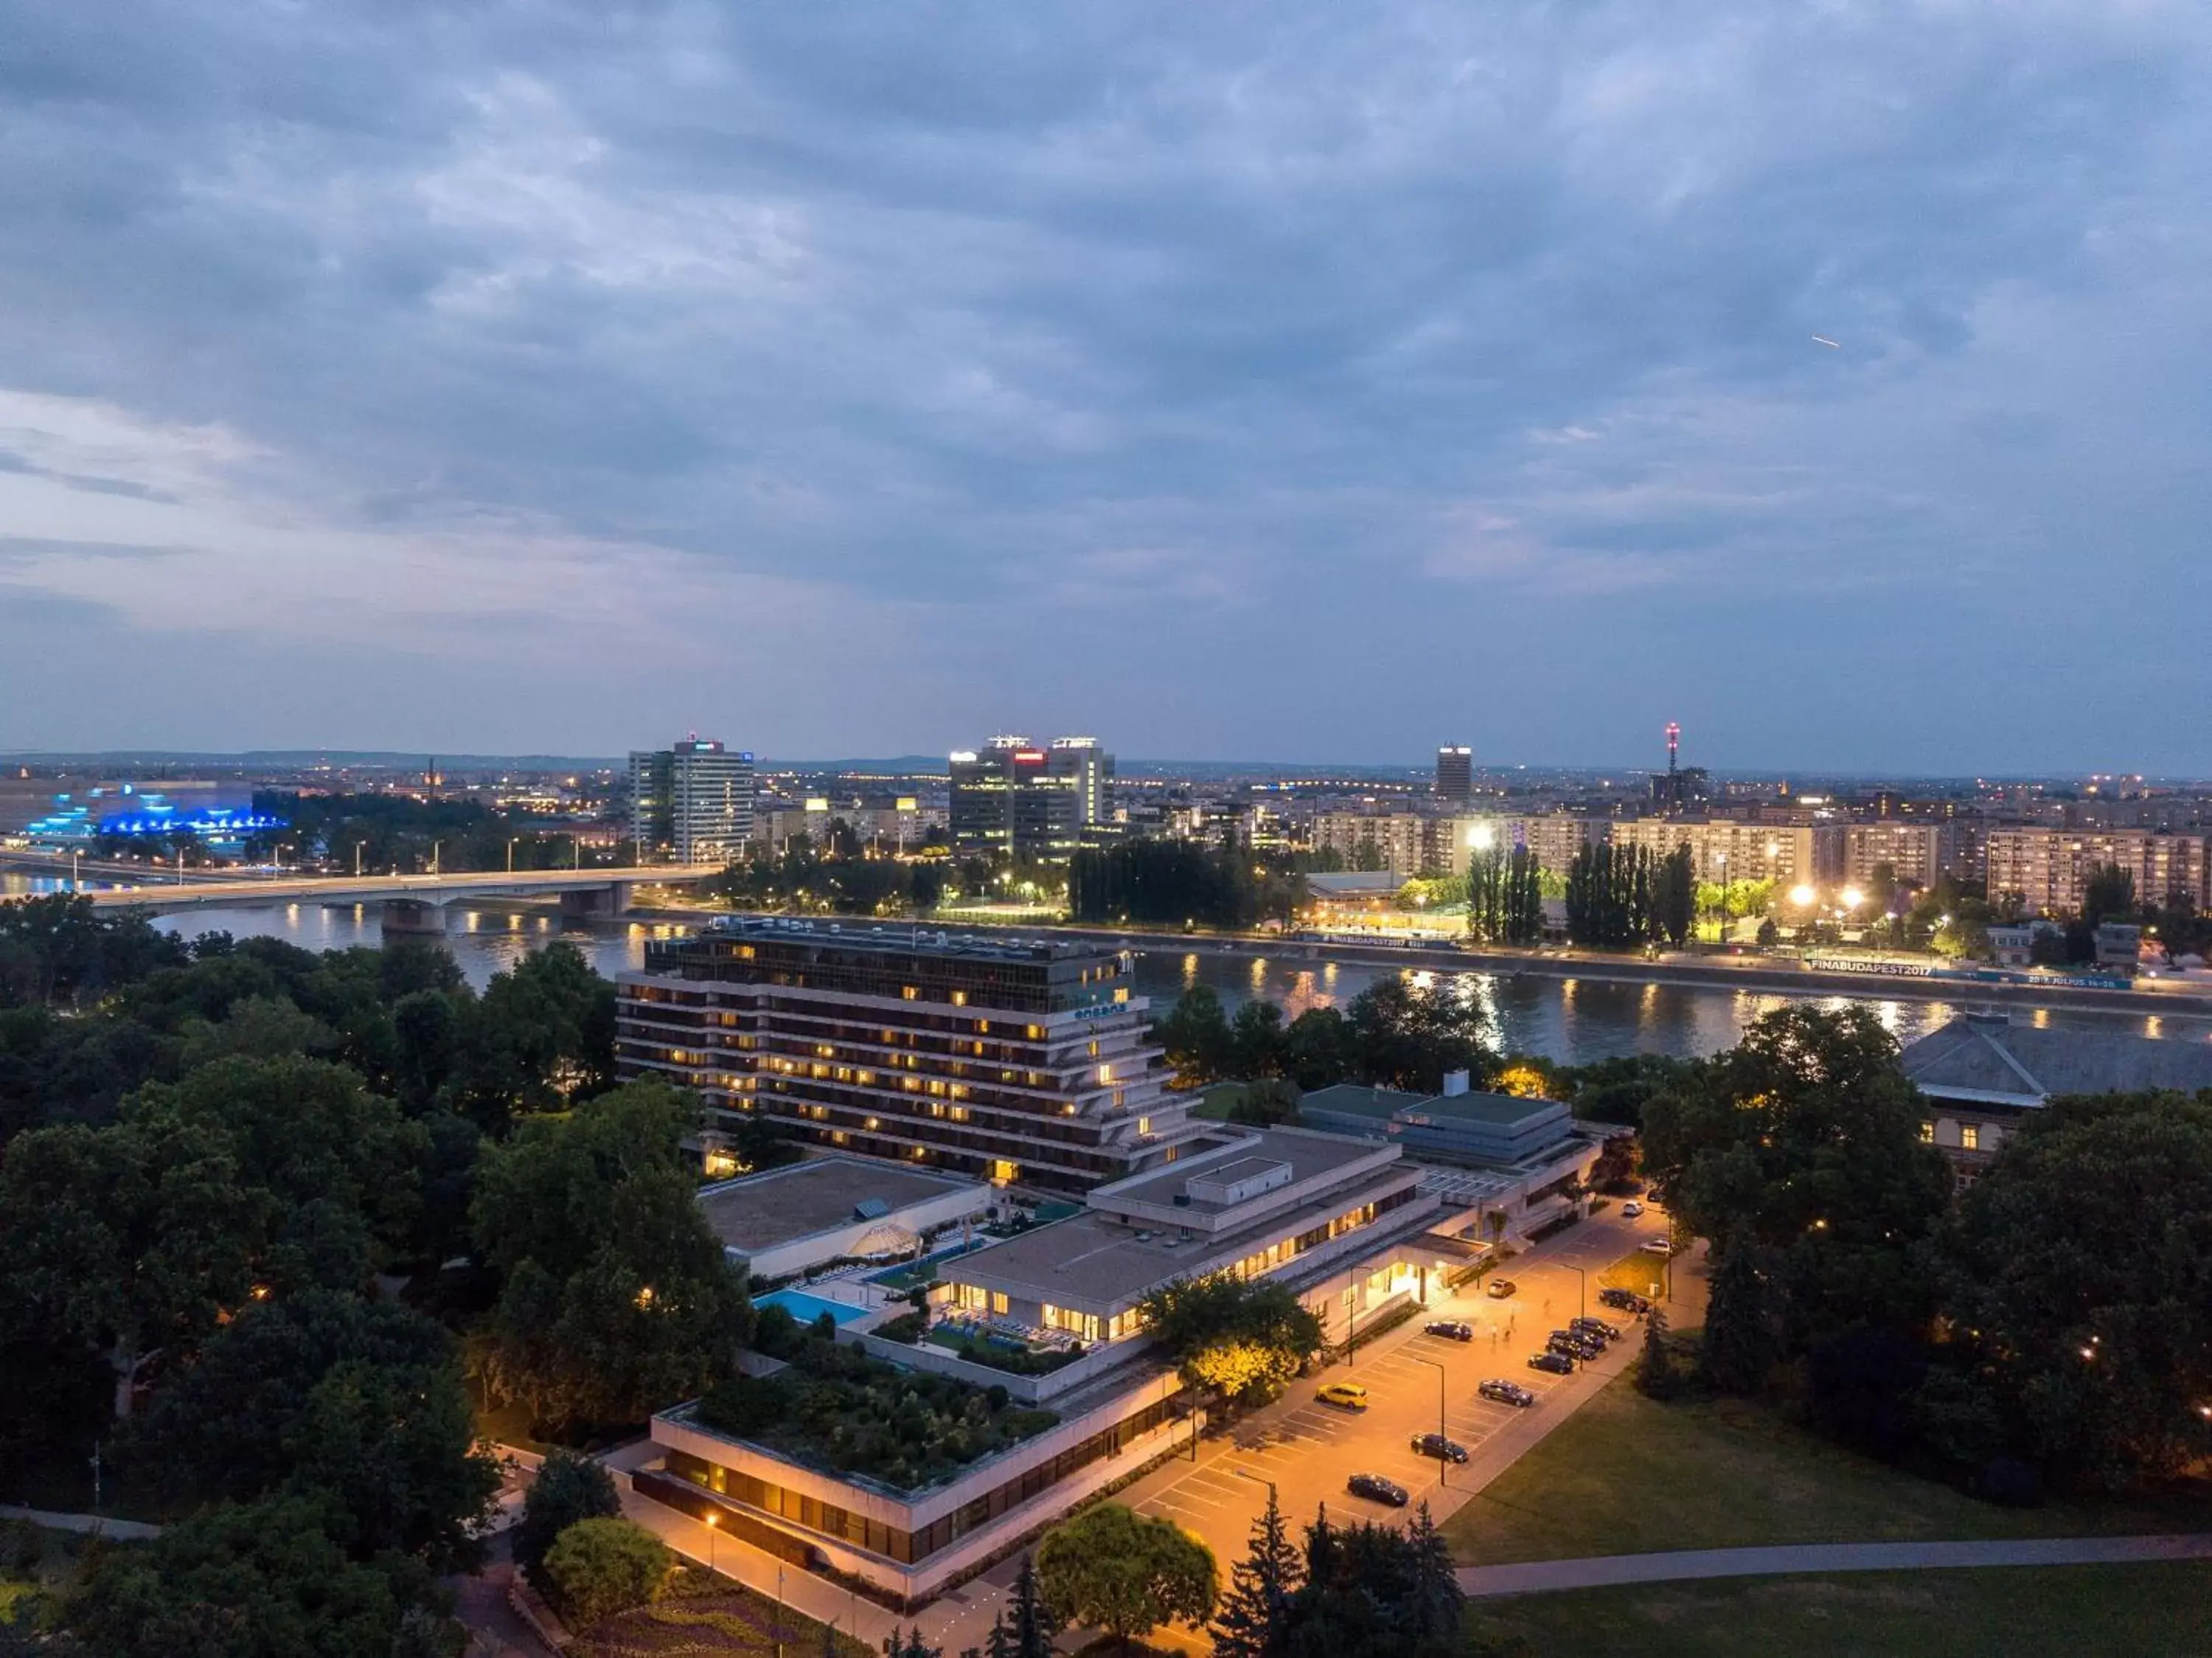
xmin=852 ymin=1197 xmax=891 ymax=1221
xmin=1441 ymin=1069 xmax=1471 ymax=1097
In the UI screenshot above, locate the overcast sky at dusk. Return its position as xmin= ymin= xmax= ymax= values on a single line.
xmin=1 ymin=3 xmax=2206 ymax=774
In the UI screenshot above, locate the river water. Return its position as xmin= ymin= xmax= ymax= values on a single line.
xmin=10 ymin=871 xmax=2208 ymax=1064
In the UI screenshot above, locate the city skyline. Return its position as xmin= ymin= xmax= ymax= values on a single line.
xmin=4 ymin=4 xmax=2209 ymax=770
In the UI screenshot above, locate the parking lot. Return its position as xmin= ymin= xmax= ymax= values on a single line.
xmin=1121 ymin=1205 xmax=1698 ymax=1575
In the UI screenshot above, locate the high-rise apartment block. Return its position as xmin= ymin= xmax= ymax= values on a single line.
xmin=1435 ymin=746 xmax=1472 ymax=804
xmin=1984 ymin=828 xmax=2209 ymax=916
xmin=1311 ymin=811 xmax=1603 ymax=878
xmin=1837 ymin=822 xmax=1958 ymax=890
xmin=1610 ymin=818 xmax=1829 ymax=887
xmin=948 ymin=735 xmax=1112 ymax=863
xmin=630 ymin=738 xmax=756 ymax=864
xmin=615 ymin=918 xmax=1204 ymax=1193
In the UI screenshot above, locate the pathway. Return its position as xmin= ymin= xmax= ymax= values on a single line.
xmin=0 ymin=1504 xmax=161 ymax=1541
xmin=1455 ymin=1533 xmax=2212 ymax=1597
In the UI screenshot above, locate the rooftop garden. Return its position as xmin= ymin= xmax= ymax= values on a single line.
xmin=693 ymin=1333 xmax=1059 ymax=1492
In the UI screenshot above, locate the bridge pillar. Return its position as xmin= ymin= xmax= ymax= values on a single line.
xmin=379 ymin=899 xmax=447 ymax=937
xmin=557 ymin=883 xmax=633 ymax=919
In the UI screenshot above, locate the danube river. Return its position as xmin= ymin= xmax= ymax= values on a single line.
xmin=12 ymin=870 xmax=2207 ymax=1065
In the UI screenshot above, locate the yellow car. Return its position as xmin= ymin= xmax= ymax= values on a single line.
xmin=1315 ymin=1381 xmax=1370 ymax=1412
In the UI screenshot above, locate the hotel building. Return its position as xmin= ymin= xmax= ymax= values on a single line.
xmin=615 ymin=919 xmax=1208 ymax=1194
xmin=643 ymin=1123 xmax=1449 ymax=1606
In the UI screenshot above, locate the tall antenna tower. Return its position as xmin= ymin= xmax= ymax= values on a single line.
xmin=1664 ymin=722 xmax=1680 ymax=777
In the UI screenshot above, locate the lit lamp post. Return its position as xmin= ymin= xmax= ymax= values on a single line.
xmin=507 ymin=837 xmax=518 ymax=874
xmin=1410 ymin=1356 xmax=1449 ymax=1486
xmin=700 ymin=1508 xmax=719 ymax=1575
xmin=1713 ymin=851 xmax=1728 ymax=944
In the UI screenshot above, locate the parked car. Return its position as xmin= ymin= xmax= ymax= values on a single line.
xmin=1527 ymin=1350 xmax=1574 ymax=1376
xmin=1570 ymin=1317 xmax=1622 ymax=1341
xmin=1621 ymin=1200 xmax=1644 ymax=1217
xmin=1315 ymin=1381 xmax=1371 ymax=1412
xmin=1348 ymin=1472 xmax=1410 ymax=1507
xmin=1598 ymin=1287 xmax=1652 ymax=1314
xmin=1478 ymin=1378 xmax=1537 ymax=1407
xmin=1411 ymin=1432 xmax=1470 ymax=1464
xmin=1548 ymin=1332 xmax=1603 ymax=1361
xmin=1640 ymin=1238 xmax=1674 ymax=1256
xmin=1425 ymin=1320 xmax=1475 ymax=1342
xmin=1486 ymin=1278 xmax=1517 ymax=1299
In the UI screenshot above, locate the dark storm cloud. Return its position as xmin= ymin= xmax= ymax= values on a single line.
xmin=0 ymin=1 xmax=2205 ymax=768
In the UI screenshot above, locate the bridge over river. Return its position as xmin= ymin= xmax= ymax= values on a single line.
xmin=4 ymin=862 xmax=723 ymax=933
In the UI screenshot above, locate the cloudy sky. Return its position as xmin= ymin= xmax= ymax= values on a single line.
xmin=1 ymin=2 xmax=2205 ymax=772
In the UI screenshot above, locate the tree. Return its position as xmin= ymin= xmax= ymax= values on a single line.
xmin=516 ymin=1449 xmax=624 ymax=1586
xmin=1653 ymin=846 xmax=1695 ymax=947
xmin=1139 ymin=1274 xmax=1326 ymax=1409
xmin=125 ymin=1288 xmax=497 ymax=1570
xmin=454 ymin=942 xmax=616 ymax=1128
xmin=1035 ymin=1503 xmax=1216 ymax=1654
xmin=1211 ymin=1483 xmax=1301 ymax=1658
xmin=999 ymin=1553 xmax=1058 ymax=1658
xmin=540 ymin=1517 xmax=674 ymax=1627
xmin=884 ymin=1628 xmax=943 ymax=1658
xmin=1925 ymin=1089 xmax=2212 ymax=1486
xmin=472 ymin=1084 xmax=751 ymax=1433
xmin=1343 ymin=977 xmax=1493 ymax=1093
xmin=1228 ymin=1077 xmax=1301 ymax=1128
xmin=1641 ymin=1005 xmax=1950 ymax=1351
xmin=1700 ymin=1235 xmax=1779 ymax=1395
xmin=128 ymin=1053 xmax=430 ymax=1272
xmin=1281 ymin=1007 xmax=1352 ymax=1092
xmin=1635 ymin=1305 xmax=1681 ymax=1400
xmin=1281 ymin=1510 xmax=1462 ymax=1657
xmin=66 ymin=1494 xmax=448 ymax=1658
xmin=1155 ymin=986 xmax=1233 ymax=1086
xmin=0 ymin=1117 xmax=257 ymax=1421
xmin=2082 ymin=862 xmax=2136 ymax=929
xmin=1228 ymin=999 xmax=1287 ymax=1080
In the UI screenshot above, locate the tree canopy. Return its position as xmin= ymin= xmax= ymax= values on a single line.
xmin=1035 ymin=1502 xmax=1216 ymax=1652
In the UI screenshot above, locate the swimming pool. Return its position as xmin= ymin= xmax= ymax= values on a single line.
xmin=756 ymin=1288 xmax=867 ymax=1328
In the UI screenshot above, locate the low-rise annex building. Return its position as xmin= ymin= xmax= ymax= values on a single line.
xmin=696 ymin=1155 xmax=993 ymax=1283
xmin=638 ymin=1123 xmax=1447 ymax=1608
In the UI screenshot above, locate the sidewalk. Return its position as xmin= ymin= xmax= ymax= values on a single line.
xmin=1455 ymin=1533 xmax=2212 ymax=1596
xmin=0 ymin=1504 xmax=161 ymax=1541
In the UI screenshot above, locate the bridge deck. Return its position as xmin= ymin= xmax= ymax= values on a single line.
xmin=63 ymin=866 xmax=724 ymax=910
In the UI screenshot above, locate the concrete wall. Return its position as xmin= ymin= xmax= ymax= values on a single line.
xmin=852 ymin=1328 xmax=1160 ymax=1405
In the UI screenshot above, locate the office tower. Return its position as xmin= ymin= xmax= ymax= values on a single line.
xmin=629 ymin=736 xmax=756 ymax=864
xmin=949 ymin=734 xmax=1114 ymax=863
xmin=1435 ymin=746 xmax=1473 ymax=804
xmin=615 ymin=918 xmax=1204 ymax=1193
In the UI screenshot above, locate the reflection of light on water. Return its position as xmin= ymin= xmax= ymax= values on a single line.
xmin=1323 ymin=962 xmax=1338 ymax=984
xmin=2034 ymin=1007 xmax=2051 ymax=1028
xmin=1251 ymin=957 xmax=1267 ymax=986
xmin=2146 ymin=1016 xmax=2162 ymax=1038
xmin=1182 ymin=952 xmax=1199 ymax=988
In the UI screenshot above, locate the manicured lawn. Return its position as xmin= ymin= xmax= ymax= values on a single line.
xmin=1445 ymin=1373 xmax=2205 ymax=1567
xmin=1469 ymin=1563 xmax=2212 ymax=1657
xmin=1195 ymin=1082 xmax=1248 ymax=1120
xmin=1596 ymin=1246 xmax=1674 ymax=1300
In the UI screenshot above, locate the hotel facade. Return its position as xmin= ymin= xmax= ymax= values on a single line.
xmin=615 ymin=919 xmax=1208 ymax=1193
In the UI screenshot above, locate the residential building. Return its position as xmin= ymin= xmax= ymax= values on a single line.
xmin=630 ymin=738 xmax=756 ymax=864
xmin=1610 ymin=818 xmax=1830 ymax=887
xmin=1310 ymin=811 xmax=1602 ymax=880
xmin=1837 ymin=822 xmax=1955 ymax=889
xmin=615 ymin=918 xmax=1206 ymax=1194
xmin=949 ymin=736 xmax=1112 ymax=864
xmin=1902 ymin=1013 xmax=2212 ymax=1175
xmin=1983 ymin=828 xmax=2211 ymax=916
xmin=1435 ymin=746 xmax=1472 ymax=805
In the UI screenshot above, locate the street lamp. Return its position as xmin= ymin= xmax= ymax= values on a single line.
xmin=701 ymin=1509 xmax=719 ymax=1575
xmin=507 ymin=837 xmax=518 ymax=874
xmin=1232 ymin=1467 xmax=1279 ymax=1504
xmin=1409 ymin=1356 xmax=1449 ymax=1486
xmin=1567 ymin=1263 xmax=1587 ymax=1324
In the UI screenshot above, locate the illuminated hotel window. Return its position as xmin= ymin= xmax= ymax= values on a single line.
xmin=1919 ymin=1120 xmax=1934 ymax=1143
xmin=951 ymin=991 xmax=967 ymax=1007
xmin=992 ymin=1160 xmax=1018 ymax=1186
xmin=1961 ymin=1124 xmax=1980 ymax=1151
xmin=1136 ymin=1116 xmax=1151 ymax=1137
xmin=902 ymin=986 xmax=919 ymax=1001
xmin=992 ymin=1291 xmax=1009 ymax=1315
